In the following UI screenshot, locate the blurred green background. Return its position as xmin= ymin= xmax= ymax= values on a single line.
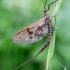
xmin=0 ymin=0 xmax=70 ymax=70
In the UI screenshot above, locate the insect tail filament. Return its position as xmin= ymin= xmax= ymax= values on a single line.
xmin=11 ymin=53 xmax=39 ymax=70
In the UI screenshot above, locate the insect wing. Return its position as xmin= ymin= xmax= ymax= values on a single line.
xmin=13 ymin=18 xmax=48 ymax=43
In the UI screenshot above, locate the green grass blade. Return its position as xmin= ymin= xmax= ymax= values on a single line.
xmin=45 ymin=0 xmax=62 ymax=70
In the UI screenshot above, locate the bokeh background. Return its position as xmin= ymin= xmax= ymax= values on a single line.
xmin=0 ymin=0 xmax=70 ymax=70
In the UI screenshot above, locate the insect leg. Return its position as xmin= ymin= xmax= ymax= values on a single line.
xmin=48 ymin=0 xmax=58 ymax=10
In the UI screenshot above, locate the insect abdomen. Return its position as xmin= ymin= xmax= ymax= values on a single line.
xmin=39 ymin=17 xmax=53 ymax=53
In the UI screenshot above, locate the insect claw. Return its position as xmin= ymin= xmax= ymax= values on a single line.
xmin=52 ymin=13 xmax=59 ymax=18
xmin=53 ymin=26 xmax=57 ymax=30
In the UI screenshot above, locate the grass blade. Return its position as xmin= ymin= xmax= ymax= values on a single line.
xmin=45 ymin=0 xmax=62 ymax=70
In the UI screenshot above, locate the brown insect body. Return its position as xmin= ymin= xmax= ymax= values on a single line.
xmin=12 ymin=0 xmax=58 ymax=70
xmin=12 ymin=12 xmax=53 ymax=70
xmin=39 ymin=10 xmax=53 ymax=53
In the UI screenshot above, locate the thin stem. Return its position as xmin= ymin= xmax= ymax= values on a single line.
xmin=45 ymin=0 xmax=62 ymax=70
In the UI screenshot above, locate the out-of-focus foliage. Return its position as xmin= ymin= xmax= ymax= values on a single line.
xmin=0 ymin=0 xmax=70 ymax=70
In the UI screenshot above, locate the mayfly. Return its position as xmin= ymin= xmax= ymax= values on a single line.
xmin=13 ymin=0 xmax=58 ymax=70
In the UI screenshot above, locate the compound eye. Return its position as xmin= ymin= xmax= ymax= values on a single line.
xmin=44 ymin=9 xmax=46 ymax=12
xmin=44 ymin=8 xmax=48 ymax=12
xmin=44 ymin=10 xmax=46 ymax=12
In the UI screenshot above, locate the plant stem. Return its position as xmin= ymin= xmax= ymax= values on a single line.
xmin=45 ymin=0 xmax=62 ymax=70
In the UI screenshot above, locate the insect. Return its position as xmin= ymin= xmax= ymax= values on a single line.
xmin=13 ymin=0 xmax=58 ymax=70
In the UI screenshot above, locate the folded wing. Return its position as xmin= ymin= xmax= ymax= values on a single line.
xmin=13 ymin=18 xmax=48 ymax=43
